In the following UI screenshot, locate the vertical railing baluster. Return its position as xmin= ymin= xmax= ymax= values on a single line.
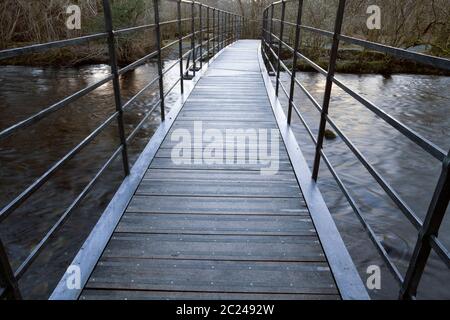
xmin=275 ymin=1 xmax=286 ymax=97
xmin=400 ymin=152 xmax=450 ymax=299
xmin=177 ymin=0 xmax=184 ymax=94
xmin=287 ymin=0 xmax=304 ymax=124
xmin=268 ymin=4 xmax=275 ymax=56
xmin=103 ymin=0 xmax=130 ymax=176
xmin=207 ymin=6 xmax=210 ymax=63
xmin=224 ymin=13 xmax=227 ymax=47
xmin=199 ymin=4 xmax=203 ymax=69
xmin=262 ymin=9 xmax=267 ymax=55
xmin=153 ymin=0 xmax=165 ymax=122
xmin=312 ymin=0 xmax=346 ymax=181
xmin=0 ymin=239 xmax=21 ymax=299
xmin=212 ymin=9 xmax=216 ymax=56
xmin=220 ymin=11 xmax=224 ymax=50
xmin=191 ymin=0 xmax=196 ymax=77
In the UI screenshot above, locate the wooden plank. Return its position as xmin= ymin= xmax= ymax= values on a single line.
xmin=103 ymin=233 xmax=325 ymax=262
xmin=80 ymin=290 xmax=340 ymax=301
xmin=85 ymin=258 xmax=338 ymax=295
xmin=117 ymin=213 xmax=316 ymax=236
xmin=149 ymin=157 xmax=293 ymax=171
xmin=127 ymin=196 xmax=308 ymax=216
xmin=136 ymin=180 xmax=302 ymax=198
xmin=144 ymin=169 xmax=296 ymax=181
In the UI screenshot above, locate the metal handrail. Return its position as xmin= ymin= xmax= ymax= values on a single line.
xmin=262 ymin=0 xmax=450 ymax=300
xmin=0 ymin=0 xmax=241 ymax=300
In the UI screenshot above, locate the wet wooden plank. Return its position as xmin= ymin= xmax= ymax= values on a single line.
xmin=136 ymin=180 xmax=302 ymax=198
xmin=80 ymin=290 xmax=340 ymax=301
xmin=103 ymin=233 xmax=325 ymax=262
xmin=85 ymin=258 xmax=338 ymax=295
xmin=117 ymin=213 xmax=316 ymax=236
xmin=127 ymin=196 xmax=308 ymax=216
xmin=144 ymin=169 xmax=296 ymax=181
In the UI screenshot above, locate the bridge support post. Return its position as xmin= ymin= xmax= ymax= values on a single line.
xmin=199 ymin=4 xmax=203 ymax=69
xmin=103 ymin=0 xmax=130 ymax=176
xmin=177 ymin=0 xmax=184 ymax=94
xmin=400 ymin=153 xmax=450 ymax=299
xmin=153 ymin=0 xmax=165 ymax=122
xmin=312 ymin=0 xmax=346 ymax=181
xmin=206 ymin=7 xmax=210 ymax=64
xmin=191 ymin=1 xmax=196 ymax=77
xmin=212 ymin=9 xmax=216 ymax=56
xmin=275 ymin=1 xmax=286 ymax=97
xmin=287 ymin=0 xmax=304 ymax=125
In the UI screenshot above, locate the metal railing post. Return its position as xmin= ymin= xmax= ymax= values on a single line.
xmin=262 ymin=9 xmax=267 ymax=55
xmin=400 ymin=152 xmax=450 ymax=299
xmin=206 ymin=6 xmax=210 ymax=63
xmin=268 ymin=4 xmax=275 ymax=55
xmin=212 ymin=9 xmax=216 ymax=56
xmin=225 ymin=13 xmax=228 ymax=47
xmin=191 ymin=0 xmax=196 ymax=77
xmin=177 ymin=0 xmax=184 ymax=94
xmin=103 ymin=0 xmax=130 ymax=176
xmin=153 ymin=0 xmax=165 ymax=122
xmin=275 ymin=1 xmax=286 ymax=97
xmin=287 ymin=0 xmax=304 ymax=124
xmin=312 ymin=0 xmax=346 ymax=181
xmin=0 ymin=239 xmax=21 ymax=299
xmin=199 ymin=4 xmax=203 ymax=68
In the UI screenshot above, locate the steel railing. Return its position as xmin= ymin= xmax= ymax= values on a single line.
xmin=261 ymin=0 xmax=450 ymax=300
xmin=0 ymin=0 xmax=241 ymax=299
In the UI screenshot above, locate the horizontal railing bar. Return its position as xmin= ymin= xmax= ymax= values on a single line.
xmin=126 ymin=100 xmax=161 ymax=144
xmin=265 ymin=30 xmax=447 ymax=162
xmin=13 ymin=145 xmax=123 ymax=279
xmin=114 ymin=24 xmax=155 ymax=35
xmin=289 ymin=92 xmax=405 ymax=284
xmin=0 ymin=75 xmax=113 ymax=141
xmin=0 ymin=33 xmax=107 ymax=61
xmin=122 ymin=77 xmax=160 ymax=111
xmin=164 ymin=78 xmax=182 ymax=99
xmin=331 ymin=77 xmax=447 ymax=162
xmin=324 ymin=113 xmax=423 ymax=229
xmin=118 ymin=50 xmax=158 ymax=75
xmin=0 ymin=111 xmax=119 ymax=223
xmin=291 ymin=100 xmax=318 ymax=144
xmin=267 ymin=18 xmax=450 ymax=71
xmin=430 ymin=236 xmax=450 ymax=268
xmin=319 ymin=148 xmax=405 ymax=284
xmin=262 ymin=48 xmax=276 ymax=73
xmin=339 ymin=35 xmax=450 ymax=72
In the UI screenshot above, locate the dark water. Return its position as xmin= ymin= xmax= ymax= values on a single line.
xmin=0 ymin=60 xmax=449 ymax=299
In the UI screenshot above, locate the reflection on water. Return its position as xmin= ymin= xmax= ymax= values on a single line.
xmin=276 ymin=72 xmax=450 ymax=299
xmin=0 ymin=60 xmax=181 ymax=299
xmin=0 ymin=61 xmax=449 ymax=299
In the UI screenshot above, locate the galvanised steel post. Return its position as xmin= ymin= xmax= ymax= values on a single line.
xmin=206 ymin=6 xmax=210 ymax=63
xmin=103 ymin=0 xmax=130 ymax=176
xmin=312 ymin=0 xmax=346 ymax=181
xmin=287 ymin=0 xmax=304 ymax=125
xmin=268 ymin=4 xmax=275 ymax=57
xmin=199 ymin=4 xmax=203 ymax=68
xmin=153 ymin=0 xmax=165 ymax=121
xmin=191 ymin=1 xmax=196 ymax=77
xmin=0 ymin=239 xmax=21 ymax=299
xmin=177 ymin=0 xmax=184 ymax=93
xmin=212 ymin=9 xmax=216 ymax=56
xmin=400 ymin=152 xmax=450 ymax=299
xmin=275 ymin=1 xmax=286 ymax=97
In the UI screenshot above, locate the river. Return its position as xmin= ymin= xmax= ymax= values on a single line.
xmin=0 ymin=61 xmax=449 ymax=299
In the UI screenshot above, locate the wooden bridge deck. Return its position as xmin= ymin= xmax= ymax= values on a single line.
xmin=52 ymin=40 xmax=367 ymax=300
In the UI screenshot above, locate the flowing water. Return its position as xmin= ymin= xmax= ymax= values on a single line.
xmin=0 ymin=60 xmax=449 ymax=299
